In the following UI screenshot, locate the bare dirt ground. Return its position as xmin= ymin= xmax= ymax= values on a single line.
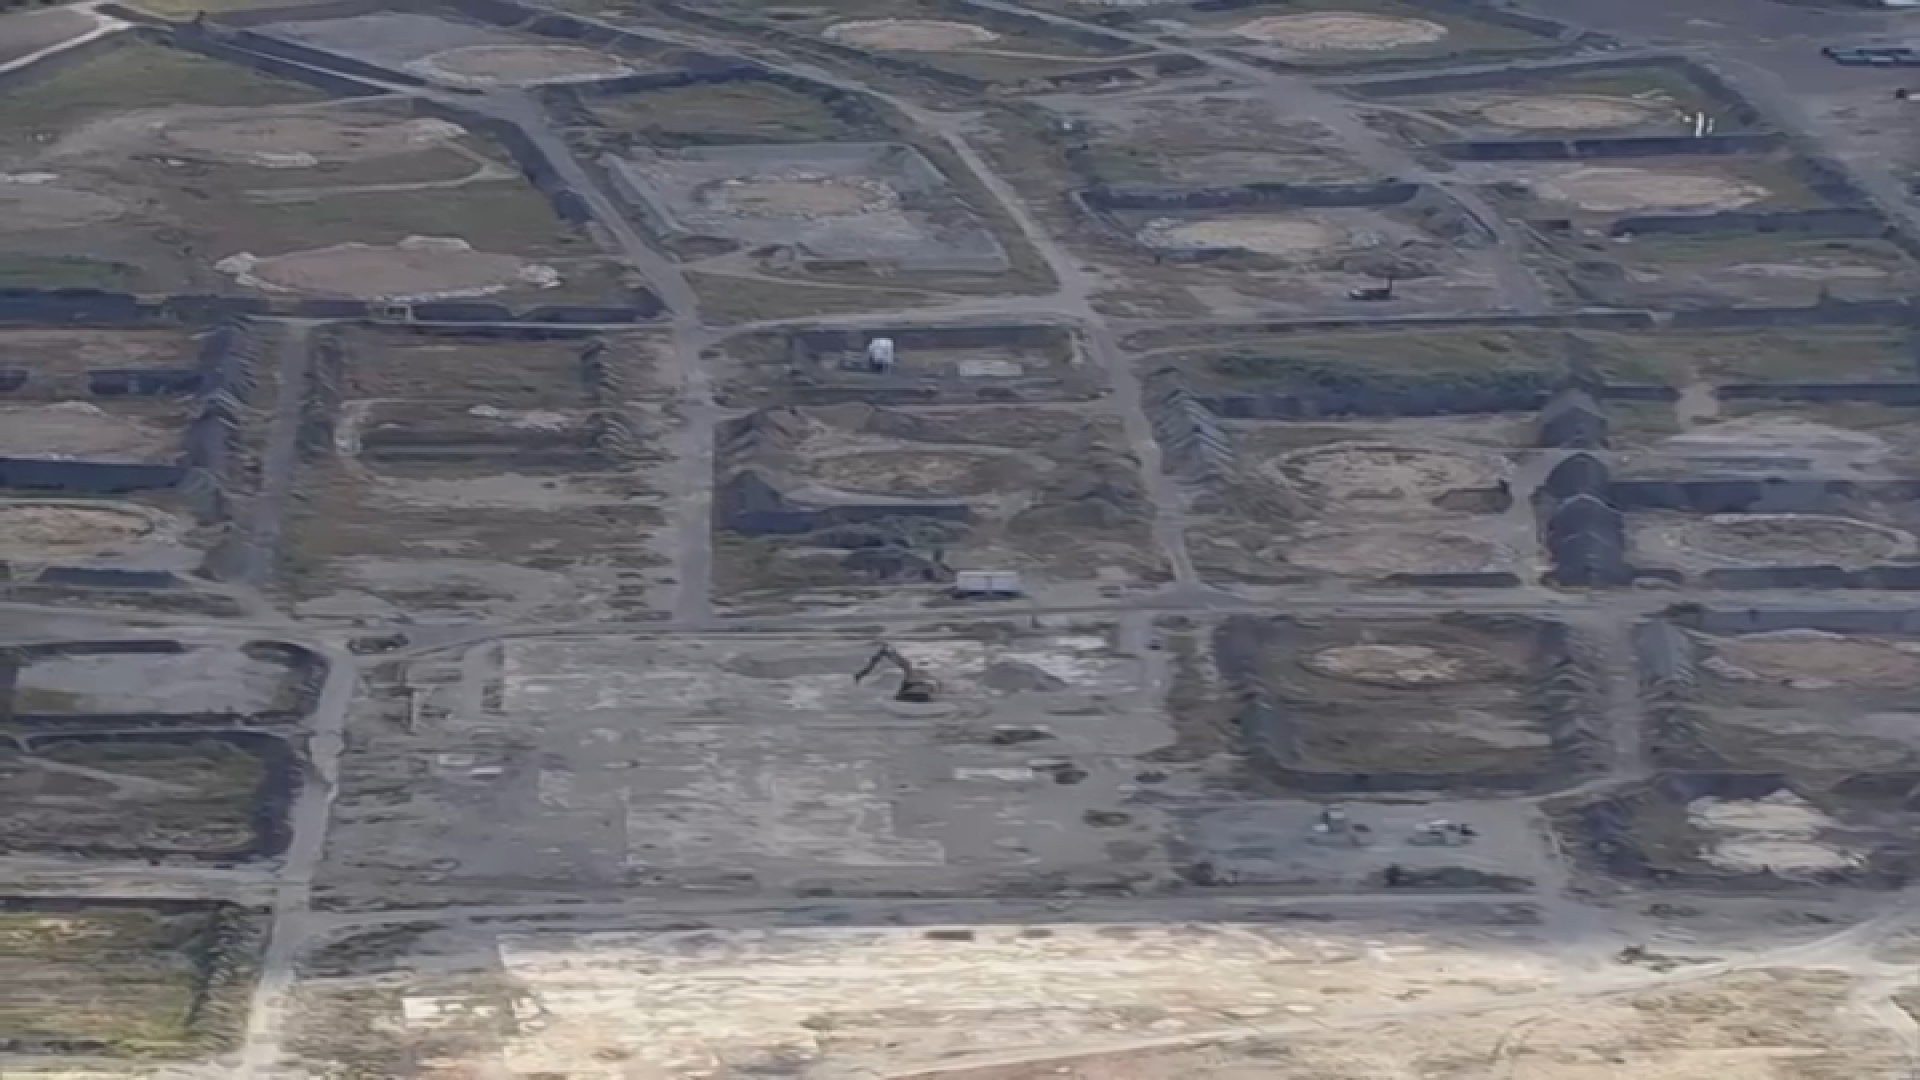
xmin=0 ymin=401 xmax=180 ymax=462
xmin=220 ymin=238 xmax=556 ymax=301
xmin=823 ymin=19 xmax=1002 ymax=51
xmin=14 ymin=0 xmax=1920 ymax=1077
xmin=1235 ymin=13 xmax=1450 ymax=51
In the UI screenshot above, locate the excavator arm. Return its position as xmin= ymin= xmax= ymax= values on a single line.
xmin=852 ymin=644 xmax=937 ymax=702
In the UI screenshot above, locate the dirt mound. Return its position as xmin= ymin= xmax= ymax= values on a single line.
xmin=1709 ymin=630 xmax=1920 ymax=688
xmin=1304 ymin=643 xmax=1484 ymax=686
xmin=811 ymin=451 xmax=1011 ymax=497
xmin=1235 ymin=12 xmax=1448 ymax=51
xmin=1284 ymin=528 xmax=1504 ymax=575
xmin=0 ymin=502 xmax=159 ymax=557
xmin=1479 ymin=95 xmax=1656 ymax=131
xmin=701 ymin=174 xmax=899 ymax=218
xmin=1675 ymin=513 xmax=1914 ymax=567
xmin=160 ymin=112 xmax=464 ymax=167
xmin=1138 ymin=216 xmax=1346 ymax=258
xmin=1278 ymin=443 xmax=1502 ymax=501
xmin=1525 ymin=165 xmax=1768 ymax=213
xmin=0 ymin=180 xmax=124 ymax=231
xmin=0 ymin=402 xmax=174 ymax=462
xmin=218 ymin=237 xmax=558 ymax=302
xmin=822 ymin=18 xmax=1000 ymax=50
xmin=411 ymin=44 xmax=632 ymax=86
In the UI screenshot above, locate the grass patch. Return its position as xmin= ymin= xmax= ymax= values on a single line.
xmin=0 ymin=903 xmax=262 ymax=1057
xmin=1 ymin=41 xmax=326 ymax=142
xmin=0 ymin=253 xmax=142 ymax=290
xmin=0 ymin=739 xmax=268 ymax=857
xmin=222 ymin=182 xmax=584 ymax=255
xmin=1184 ymin=327 xmax=1659 ymax=384
xmin=1571 ymin=326 xmax=1916 ymax=383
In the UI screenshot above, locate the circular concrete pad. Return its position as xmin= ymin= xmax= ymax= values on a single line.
xmin=1526 ymin=165 xmax=1768 ymax=213
xmin=0 ymin=182 xmax=124 ymax=231
xmin=813 ymin=451 xmax=1007 ymax=497
xmin=160 ymin=113 xmax=464 ymax=167
xmin=1675 ymin=513 xmax=1915 ymax=567
xmin=1711 ymin=630 xmax=1920 ymax=688
xmin=1235 ymin=13 xmax=1448 ymax=51
xmin=0 ymin=501 xmax=163 ymax=559
xmin=702 ymin=174 xmax=900 ymax=218
xmin=1138 ymin=216 xmax=1346 ymax=258
xmin=219 ymin=238 xmax=556 ymax=302
xmin=1305 ymin=643 xmax=1481 ymax=687
xmin=1279 ymin=443 xmax=1501 ymax=501
xmin=411 ymin=44 xmax=632 ymax=87
xmin=1479 ymin=95 xmax=1657 ymax=131
xmin=822 ymin=18 xmax=1000 ymax=50
xmin=1284 ymin=528 xmax=1505 ymax=575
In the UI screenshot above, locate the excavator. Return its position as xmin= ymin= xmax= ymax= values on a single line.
xmin=853 ymin=643 xmax=938 ymax=703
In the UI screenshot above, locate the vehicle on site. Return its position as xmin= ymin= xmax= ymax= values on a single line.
xmin=853 ymin=643 xmax=938 ymax=702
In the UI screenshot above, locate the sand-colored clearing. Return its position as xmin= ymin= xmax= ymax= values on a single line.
xmin=0 ymin=402 xmax=175 ymax=462
xmin=160 ymin=112 xmax=464 ymax=167
xmin=1675 ymin=513 xmax=1914 ymax=567
xmin=1236 ymin=12 xmax=1448 ymax=51
xmin=1526 ymin=165 xmax=1768 ymax=213
xmin=1138 ymin=216 xmax=1345 ymax=257
xmin=218 ymin=237 xmax=558 ymax=302
xmin=0 ymin=501 xmax=160 ymax=558
xmin=1284 ymin=528 xmax=1505 ymax=574
xmin=1688 ymin=791 xmax=1862 ymax=875
xmin=822 ymin=19 xmax=1001 ymax=50
xmin=1709 ymin=629 xmax=1920 ymax=688
xmin=1279 ymin=443 xmax=1502 ymax=501
xmin=812 ymin=450 xmax=1011 ymax=497
xmin=0 ymin=181 xmax=124 ymax=231
xmin=412 ymin=44 xmax=631 ymax=86
xmin=1480 ymin=94 xmax=1656 ymax=131
xmin=1305 ymin=643 xmax=1483 ymax=686
xmin=702 ymin=174 xmax=900 ymax=217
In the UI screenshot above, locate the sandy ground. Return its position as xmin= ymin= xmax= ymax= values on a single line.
xmin=1523 ymin=165 xmax=1769 ymax=213
xmin=1138 ymin=216 xmax=1346 ymax=258
xmin=411 ymin=44 xmax=633 ymax=86
xmin=0 ymin=402 xmax=176 ymax=462
xmin=1481 ymin=95 xmax=1658 ymax=130
xmin=703 ymin=174 xmax=901 ymax=217
xmin=0 ymin=502 xmax=159 ymax=559
xmin=1235 ymin=13 xmax=1449 ymax=51
xmin=822 ymin=19 xmax=1001 ymax=51
xmin=1689 ymin=792 xmax=1863 ymax=874
xmin=159 ymin=111 xmax=465 ymax=167
xmin=0 ymin=180 xmax=126 ymax=231
xmin=1671 ymin=513 xmax=1916 ymax=567
xmin=1707 ymin=629 xmax=1920 ymax=687
xmin=811 ymin=449 xmax=1018 ymax=497
xmin=219 ymin=238 xmax=557 ymax=302
xmin=1303 ymin=642 xmax=1485 ymax=686
xmin=1279 ymin=526 xmax=1511 ymax=574
xmin=1277 ymin=443 xmax=1504 ymax=501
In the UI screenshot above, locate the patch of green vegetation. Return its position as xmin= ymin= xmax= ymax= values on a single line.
xmin=1 ymin=41 xmax=326 ymax=142
xmin=587 ymin=81 xmax=867 ymax=143
xmin=1571 ymin=326 xmax=1915 ymax=383
xmin=1195 ymin=327 xmax=1616 ymax=385
xmin=0 ymin=253 xmax=142 ymax=290
xmin=222 ymin=182 xmax=581 ymax=254
xmin=0 ymin=904 xmax=261 ymax=1057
